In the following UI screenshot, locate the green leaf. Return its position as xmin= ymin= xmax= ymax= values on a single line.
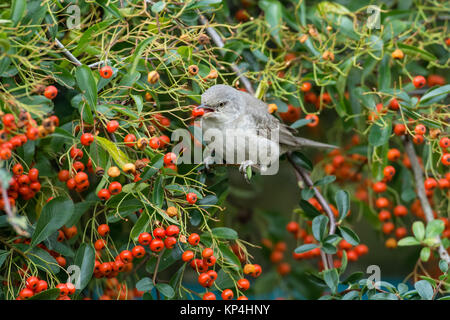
xmin=131 ymin=94 xmax=144 ymax=115
xmin=155 ymin=283 xmax=175 ymax=299
xmin=152 ymin=176 xmax=164 ymax=208
xmin=28 ymin=288 xmax=60 ymax=300
xmin=31 ymin=197 xmax=74 ymax=247
xmin=20 ymin=245 xmax=60 ymax=274
xmin=136 ymin=277 xmax=154 ymax=292
xmin=151 ymin=1 xmax=166 ymax=13
xmin=397 ymin=236 xmax=421 ymax=246
xmin=323 ymin=268 xmax=339 ymax=294
xmin=317 ymin=1 xmax=352 ymax=16
xmin=290 ymin=118 xmax=313 ymax=129
xmin=314 ymin=175 xmax=336 ymax=187
xmin=258 ymin=0 xmax=283 ymax=46
xmin=11 ymin=0 xmax=26 ymax=26
xmin=338 ymin=226 xmax=360 ymax=246
xmin=426 ymin=219 xmax=445 ymax=239
xmin=412 ymin=221 xmax=425 ymax=241
xmin=299 ymin=200 xmax=321 ymax=219
xmin=0 ymin=250 xmax=9 ymax=269
xmin=95 ymin=136 xmax=131 ymax=168
xmin=140 ymin=154 xmax=164 ymax=181
xmin=294 ymin=243 xmax=319 ymax=254
xmin=73 ymin=243 xmax=95 ymax=292
xmin=130 ymin=211 xmax=150 ymax=241
xmin=414 ymin=280 xmax=434 ymax=300
xmin=439 ymin=260 xmax=448 ymax=273
xmin=378 ymin=54 xmax=391 ymax=91
xmin=65 ymin=201 xmax=95 ymax=227
xmin=420 ymin=247 xmax=430 ymax=262
xmin=75 ymin=65 xmax=98 ymax=110
xmin=291 ymin=152 xmax=313 ymax=171
xmin=419 ymin=84 xmax=450 ymax=105
xmin=341 ymin=290 xmax=360 ymax=300
xmin=335 ymin=190 xmax=350 ymax=220
xmin=368 ymin=120 xmax=392 ymax=147
xmin=397 ymin=43 xmax=437 ymax=62
xmin=312 ymin=215 xmax=328 ymax=242
xmin=210 ymin=227 xmax=238 ymax=240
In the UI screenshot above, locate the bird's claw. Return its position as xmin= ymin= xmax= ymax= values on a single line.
xmin=239 ymin=160 xmax=254 ymax=183
xmin=201 ymin=155 xmax=215 ymax=173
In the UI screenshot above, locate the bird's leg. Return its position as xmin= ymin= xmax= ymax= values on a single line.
xmin=203 ymin=155 xmax=216 ymax=171
xmin=239 ymin=160 xmax=256 ymax=183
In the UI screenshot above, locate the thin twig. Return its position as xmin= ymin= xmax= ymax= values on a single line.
xmin=197 ymin=14 xmax=255 ymax=95
xmin=287 ymin=152 xmax=337 ymax=270
xmin=403 ymin=136 xmax=450 ymax=264
xmin=152 ymin=250 xmax=164 ymax=300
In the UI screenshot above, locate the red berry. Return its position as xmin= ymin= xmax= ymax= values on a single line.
xmin=150 ymin=239 xmax=164 ymax=252
xmin=440 ymin=137 xmax=450 ymax=149
xmin=35 ymin=280 xmax=48 ymax=293
xmin=132 ymin=245 xmax=146 ymax=258
xmin=149 ymin=137 xmax=160 ymax=149
xmin=192 ymin=107 xmax=205 ymax=117
xmin=98 ymin=224 xmax=110 ymax=237
xmin=26 ymin=276 xmax=39 ymax=290
xmin=119 ymin=250 xmax=134 ymax=264
xmin=44 ymin=85 xmax=58 ymax=99
xmin=163 ymin=152 xmax=177 ymax=165
xmin=164 ymin=225 xmax=179 ymax=237
xmin=56 ymin=283 xmax=69 ymax=296
xmin=138 ymin=232 xmax=152 ymax=245
xmin=108 ymin=181 xmax=122 ymax=195
xmin=412 ymin=75 xmax=426 ymax=88
xmin=221 ymin=289 xmax=234 ymax=300
xmin=80 ymin=133 xmax=94 ymax=146
xmin=202 ymin=248 xmax=214 ymax=259
xmin=99 ymin=66 xmax=113 ymax=79
xmin=186 ymin=192 xmax=197 ymax=204
xmin=424 ymin=178 xmax=437 ymax=190
xmin=188 ymin=233 xmax=200 ymax=246
xmin=106 ymin=120 xmax=119 ymax=133
xmin=237 ymin=278 xmax=250 ymax=291
xmin=414 ymin=124 xmax=426 ymax=135
xmin=2 ymin=114 xmax=16 ymax=127
xmin=164 ymin=236 xmax=177 ymax=249
xmin=203 ymin=292 xmax=216 ymax=300
xmin=19 ymin=288 xmax=34 ymax=299
xmin=442 ymin=153 xmax=450 ymax=166
xmin=393 ymin=205 xmax=408 ymax=217
xmin=28 ymin=168 xmax=39 ymax=182
xmin=124 ymin=134 xmax=136 ymax=148
xmin=153 ymin=227 xmax=166 ymax=239
xmin=182 ymin=250 xmax=194 ymax=262
xmin=97 ymin=189 xmax=111 ymax=201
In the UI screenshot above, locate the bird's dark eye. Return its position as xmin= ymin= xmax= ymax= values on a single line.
xmin=219 ymin=102 xmax=225 ymax=107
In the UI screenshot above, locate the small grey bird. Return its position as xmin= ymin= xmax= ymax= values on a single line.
xmin=198 ymin=84 xmax=336 ymax=179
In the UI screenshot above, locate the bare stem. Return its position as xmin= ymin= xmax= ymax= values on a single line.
xmin=197 ymin=14 xmax=255 ymax=95
xmin=287 ymin=152 xmax=337 ymax=270
xmin=403 ymin=136 xmax=450 ymax=264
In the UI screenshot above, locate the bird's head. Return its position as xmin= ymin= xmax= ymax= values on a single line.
xmin=199 ymin=85 xmax=243 ymax=119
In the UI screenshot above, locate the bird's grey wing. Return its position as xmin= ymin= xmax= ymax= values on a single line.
xmin=241 ymin=92 xmax=336 ymax=150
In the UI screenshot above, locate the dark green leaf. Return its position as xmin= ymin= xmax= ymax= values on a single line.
xmin=31 ymin=197 xmax=74 ymax=247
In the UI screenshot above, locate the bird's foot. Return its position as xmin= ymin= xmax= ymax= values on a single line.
xmin=239 ymin=160 xmax=255 ymax=183
xmin=201 ymin=155 xmax=216 ymax=173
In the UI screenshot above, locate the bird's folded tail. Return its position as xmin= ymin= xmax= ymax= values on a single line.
xmin=294 ymin=137 xmax=337 ymax=149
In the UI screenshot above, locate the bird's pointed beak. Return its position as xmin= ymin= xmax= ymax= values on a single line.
xmin=199 ymin=104 xmax=214 ymax=113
